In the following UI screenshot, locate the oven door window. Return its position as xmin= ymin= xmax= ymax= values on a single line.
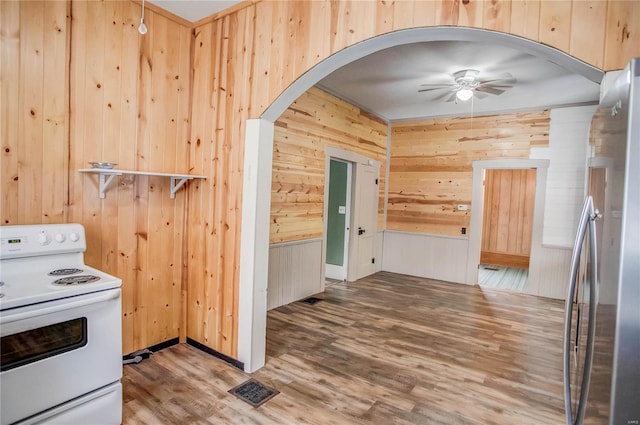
xmin=1 ymin=317 xmax=88 ymax=372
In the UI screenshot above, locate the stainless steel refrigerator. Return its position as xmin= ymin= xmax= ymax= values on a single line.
xmin=563 ymin=58 xmax=640 ymax=425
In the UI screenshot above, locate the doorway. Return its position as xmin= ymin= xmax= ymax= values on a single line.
xmin=325 ymin=159 xmax=352 ymax=281
xmin=239 ymin=25 xmax=600 ymax=372
xmin=322 ymin=148 xmax=380 ymax=284
xmin=478 ymin=168 xmax=536 ymax=292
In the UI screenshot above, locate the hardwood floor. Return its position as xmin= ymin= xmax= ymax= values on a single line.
xmin=123 ymin=271 xmax=567 ymax=424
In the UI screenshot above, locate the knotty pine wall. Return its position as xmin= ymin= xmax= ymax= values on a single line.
xmin=3 ymin=0 xmax=639 ymax=361
xmin=1 ymin=1 xmax=192 ymax=356
xmin=387 ymin=111 xmax=550 ymax=236
xmin=271 ymin=87 xmax=387 ymax=244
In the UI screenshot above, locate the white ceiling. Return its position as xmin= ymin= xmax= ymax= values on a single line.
xmin=147 ymin=0 xmax=242 ymax=22
xmin=317 ymin=41 xmax=601 ymax=122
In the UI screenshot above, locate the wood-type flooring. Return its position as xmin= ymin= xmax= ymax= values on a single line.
xmin=123 ymin=271 xmax=567 ymax=424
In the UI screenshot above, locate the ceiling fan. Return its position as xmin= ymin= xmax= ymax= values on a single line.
xmin=418 ymin=69 xmax=516 ymax=103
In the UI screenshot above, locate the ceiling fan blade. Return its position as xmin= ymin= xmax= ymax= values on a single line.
xmin=418 ymin=86 xmax=450 ymax=93
xmin=474 ymin=91 xmax=489 ymax=100
xmin=476 ymin=85 xmax=506 ymax=95
xmin=479 ymin=73 xmax=517 ymax=86
xmin=430 ymin=90 xmax=456 ymax=101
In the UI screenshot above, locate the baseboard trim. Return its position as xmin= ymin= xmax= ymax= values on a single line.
xmin=187 ymin=338 xmax=245 ymax=370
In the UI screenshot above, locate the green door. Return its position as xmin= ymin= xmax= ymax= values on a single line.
xmin=326 ymin=160 xmax=348 ymax=266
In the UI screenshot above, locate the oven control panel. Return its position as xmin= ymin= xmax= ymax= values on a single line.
xmin=0 ymin=224 xmax=86 ymax=259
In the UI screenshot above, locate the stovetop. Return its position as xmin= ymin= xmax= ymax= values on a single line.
xmin=0 ymin=224 xmax=122 ymax=311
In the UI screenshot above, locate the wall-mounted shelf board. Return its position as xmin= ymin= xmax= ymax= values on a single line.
xmin=78 ymin=169 xmax=206 ymax=199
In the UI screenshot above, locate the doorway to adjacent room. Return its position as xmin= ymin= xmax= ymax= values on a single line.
xmin=478 ymin=168 xmax=536 ymax=292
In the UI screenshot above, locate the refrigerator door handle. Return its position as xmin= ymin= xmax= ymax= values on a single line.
xmin=575 ymin=199 xmax=600 ymax=424
xmin=563 ymin=196 xmax=593 ymax=425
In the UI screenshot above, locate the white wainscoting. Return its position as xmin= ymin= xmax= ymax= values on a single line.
xmin=382 ymin=231 xmax=469 ymax=284
xmin=268 ymin=238 xmax=323 ymax=310
xmin=527 ymin=244 xmax=573 ymax=300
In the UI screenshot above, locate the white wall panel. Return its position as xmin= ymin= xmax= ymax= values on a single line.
xmin=531 ymin=105 xmax=597 ymax=247
xmin=268 ymin=239 xmax=323 ymax=310
xmin=527 ymin=245 xmax=572 ymax=299
xmin=382 ymin=231 xmax=468 ymax=284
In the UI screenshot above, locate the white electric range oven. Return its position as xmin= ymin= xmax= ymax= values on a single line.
xmin=0 ymin=224 xmax=123 ymax=425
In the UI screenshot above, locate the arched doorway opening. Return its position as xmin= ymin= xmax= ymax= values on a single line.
xmin=237 ymin=27 xmax=603 ymax=372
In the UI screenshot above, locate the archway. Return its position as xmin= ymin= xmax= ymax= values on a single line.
xmin=237 ymin=27 xmax=604 ymax=372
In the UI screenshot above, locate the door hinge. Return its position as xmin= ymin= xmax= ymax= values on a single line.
xmin=371 ymin=258 xmax=375 ymax=264
xmin=375 ymin=178 xmax=379 ymax=185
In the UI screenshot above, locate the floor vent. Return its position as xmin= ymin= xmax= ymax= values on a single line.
xmin=228 ymin=379 xmax=279 ymax=407
xmin=302 ymin=296 xmax=322 ymax=304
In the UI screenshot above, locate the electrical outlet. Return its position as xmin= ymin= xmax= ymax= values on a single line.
xmin=457 ymin=204 xmax=468 ymax=211
xmin=461 ymin=227 xmax=467 ymax=235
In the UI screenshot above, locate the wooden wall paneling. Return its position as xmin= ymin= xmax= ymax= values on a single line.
xmin=68 ymin=0 xmax=87 ymax=226
xmin=411 ymin=1 xmax=437 ymax=28
xmin=18 ymin=1 xmax=45 ymax=225
xmin=391 ymin=1 xmax=415 ymax=31
xmin=81 ymin=0 xmax=108 ymax=268
xmin=175 ymin=22 xmax=192 ymax=343
xmin=604 ymin=0 xmax=640 ymax=71
xmin=148 ymin=14 xmax=173 ymax=345
xmin=270 ymin=88 xmax=387 ymax=244
xmin=248 ymin=2 xmax=272 ymax=117
xmin=509 ymin=0 xmax=540 ymax=41
xmin=266 ymin=1 xmax=289 ymax=107
xmin=375 ymin=0 xmax=394 ymax=34
xmin=226 ymin=7 xmax=256 ymax=357
xmin=117 ymin=1 xmax=143 ymax=356
xmin=480 ymin=169 xmax=536 ymax=268
xmin=538 ymin=0 xmax=572 ymax=53
xmin=569 ymin=1 xmax=606 ymax=69
xmin=483 ymin=0 xmax=511 ymax=33
xmin=187 ymin=21 xmax=214 ymax=347
xmin=1 ymin=1 xmax=21 ymax=225
xmin=435 ymin=0 xmax=460 ymax=26
xmin=41 ymin=0 xmax=70 ymax=224
xmin=211 ymin=15 xmax=230 ymax=355
xmin=458 ymin=0 xmax=484 ymax=29
xmin=388 ymin=111 xmax=549 ymax=237
xmin=101 ymin=0 xmax=124 ymax=284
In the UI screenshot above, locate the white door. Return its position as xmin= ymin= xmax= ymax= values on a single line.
xmin=349 ymin=162 xmax=378 ymax=281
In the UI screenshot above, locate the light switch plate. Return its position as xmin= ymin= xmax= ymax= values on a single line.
xmin=457 ymin=204 xmax=468 ymax=211
xmin=338 ymin=206 xmax=346 ymax=214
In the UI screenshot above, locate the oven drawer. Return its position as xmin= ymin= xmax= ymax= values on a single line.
xmin=16 ymin=382 xmax=122 ymax=425
xmin=0 ymin=289 xmax=122 ymax=425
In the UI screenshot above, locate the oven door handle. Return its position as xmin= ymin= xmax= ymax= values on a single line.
xmin=0 ymin=289 xmax=120 ymax=325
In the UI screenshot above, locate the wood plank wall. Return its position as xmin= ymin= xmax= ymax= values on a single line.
xmin=388 ymin=112 xmax=550 ymax=236
xmin=189 ymin=0 xmax=638 ymax=358
xmin=480 ymin=168 xmax=536 ymax=269
xmin=1 ymin=1 xmax=70 ymax=225
xmin=271 ymin=87 xmax=387 ymax=244
xmin=68 ymin=1 xmax=192 ymax=356
xmin=1 ymin=1 xmax=192 ymax=356
xmin=3 ymin=0 xmax=639 ymax=361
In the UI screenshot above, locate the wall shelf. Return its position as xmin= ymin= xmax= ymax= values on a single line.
xmin=78 ymin=169 xmax=206 ymax=199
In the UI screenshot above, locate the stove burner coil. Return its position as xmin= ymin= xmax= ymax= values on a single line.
xmin=48 ymin=268 xmax=83 ymax=276
xmin=52 ymin=275 xmax=100 ymax=286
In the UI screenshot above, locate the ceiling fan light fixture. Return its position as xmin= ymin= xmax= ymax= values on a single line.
xmin=456 ymin=88 xmax=473 ymax=101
